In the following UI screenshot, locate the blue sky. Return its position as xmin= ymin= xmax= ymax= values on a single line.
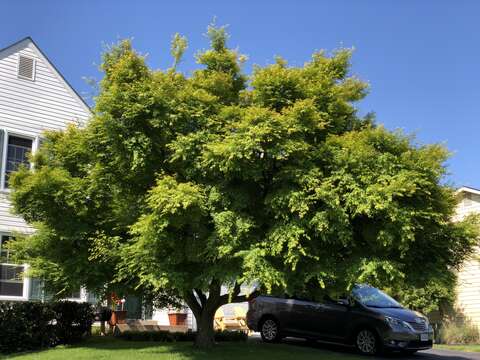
xmin=1 ymin=1 xmax=478 ymax=187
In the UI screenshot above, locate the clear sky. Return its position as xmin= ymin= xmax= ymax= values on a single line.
xmin=1 ymin=1 xmax=478 ymax=188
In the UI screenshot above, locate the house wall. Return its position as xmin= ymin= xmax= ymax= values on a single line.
xmin=0 ymin=40 xmax=89 ymax=134
xmin=0 ymin=38 xmax=90 ymax=301
xmin=455 ymin=193 xmax=480 ymax=221
xmin=454 ymin=190 xmax=480 ymax=327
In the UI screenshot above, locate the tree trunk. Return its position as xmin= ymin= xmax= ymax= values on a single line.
xmin=182 ymin=280 xmax=257 ymax=349
xmin=193 ymin=309 xmax=216 ymax=348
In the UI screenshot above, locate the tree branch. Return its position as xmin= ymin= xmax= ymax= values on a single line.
xmin=231 ymin=289 xmax=259 ymax=303
xmin=219 ymin=282 xmax=259 ymax=305
xmin=194 ymin=288 xmax=207 ymax=307
xmin=183 ymin=290 xmax=202 ymax=319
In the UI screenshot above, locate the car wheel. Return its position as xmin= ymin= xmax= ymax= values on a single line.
xmin=260 ymin=318 xmax=281 ymax=343
xmin=355 ymin=329 xmax=378 ymax=355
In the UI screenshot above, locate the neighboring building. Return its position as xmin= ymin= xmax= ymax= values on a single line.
xmin=454 ymin=186 xmax=480 ymax=327
xmin=0 ymin=37 xmax=90 ymax=301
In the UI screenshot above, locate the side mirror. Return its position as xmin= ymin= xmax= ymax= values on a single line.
xmin=337 ymin=298 xmax=350 ymax=306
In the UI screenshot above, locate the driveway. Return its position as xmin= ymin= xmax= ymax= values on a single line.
xmin=416 ymin=349 xmax=480 ymax=360
xmin=252 ymin=336 xmax=480 ymax=360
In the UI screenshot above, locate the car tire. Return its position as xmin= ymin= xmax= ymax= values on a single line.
xmin=260 ymin=317 xmax=282 ymax=343
xmin=355 ymin=328 xmax=379 ymax=355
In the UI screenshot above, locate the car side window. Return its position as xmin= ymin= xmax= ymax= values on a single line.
xmin=324 ymin=294 xmax=351 ymax=306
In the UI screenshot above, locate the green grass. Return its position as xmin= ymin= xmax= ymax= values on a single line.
xmin=1 ymin=337 xmax=364 ymax=360
xmin=435 ymin=344 xmax=480 ymax=352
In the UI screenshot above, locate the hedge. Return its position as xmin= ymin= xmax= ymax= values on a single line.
xmin=117 ymin=329 xmax=248 ymax=342
xmin=0 ymin=301 xmax=94 ymax=354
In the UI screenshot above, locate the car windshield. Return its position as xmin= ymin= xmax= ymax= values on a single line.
xmin=352 ymin=286 xmax=402 ymax=308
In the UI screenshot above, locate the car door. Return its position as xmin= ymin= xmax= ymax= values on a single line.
xmin=281 ymin=297 xmax=324 ymax=337
xmin=300 ymin=299 xmax=333 ymax=338
xmin=318 ymin=297 xmax=351 ymax=341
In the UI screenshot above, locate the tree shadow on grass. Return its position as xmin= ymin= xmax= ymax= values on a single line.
xmin=71 ymin=336 xmax=363 ymax=360
xmin=6 ymin=336 xmax=479 ymax=360
xmin=5 ymin=336 xmax=362 ymax=360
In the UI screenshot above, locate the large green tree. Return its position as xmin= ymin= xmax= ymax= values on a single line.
xmin=9 ymin=25 xmax=478 ymax=347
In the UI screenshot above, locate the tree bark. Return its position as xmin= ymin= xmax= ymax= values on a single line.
xmin=193 ymin=307 xmax=217 ymax=348
xmin=183 ymin=280 xmax=222 ymax=348
xmin=183 ymin=280 xmax=259 ymax=348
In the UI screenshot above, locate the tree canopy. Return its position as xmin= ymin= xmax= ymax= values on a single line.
xmin=9 ymin=24 xmax=478 ymax=347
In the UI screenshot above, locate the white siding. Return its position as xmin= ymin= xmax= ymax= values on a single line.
xmin=455 ymin=189 xmax=480 ymax=327
xmin=0 ymin=38 xmax=91 ymax=301
xmin=0 ymin=40 xmax=89 ymax=136
xmin=455 ymin=193 xmax=480 ymax=221
xmin=0 ymin=193 xmax=33 ymax=234
xmin=0 ymin=38 xmax=90 ymax=236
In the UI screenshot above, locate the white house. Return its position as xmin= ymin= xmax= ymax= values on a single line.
xmin=0 ymin=37 xmax=91 ymax=302
xmin=454 ymin=186 xmax=480 ymax=327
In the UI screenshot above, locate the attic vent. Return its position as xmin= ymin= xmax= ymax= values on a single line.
xmin=17 ymin=55 xmax=35 ymax=80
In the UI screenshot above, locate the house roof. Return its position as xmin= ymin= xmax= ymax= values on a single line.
xmin=456 ymin=186 xmax=480 ymax=196
xmin=0 ymin=36 xmax=92 ymax=115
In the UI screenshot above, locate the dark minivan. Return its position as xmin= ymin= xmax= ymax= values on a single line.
xmin=246 ymin=284 xmax=433 ymax=355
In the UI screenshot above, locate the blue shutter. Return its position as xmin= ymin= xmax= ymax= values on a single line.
xmin=87 ymin=291 xmax=98 ymax=304
xmin=0 ymin=130 xmax=4 ymax=187
xmin=29 ymin=278 xmax=44 ymax=301
xmin=125 ymin=295 xmax=142 ymax=319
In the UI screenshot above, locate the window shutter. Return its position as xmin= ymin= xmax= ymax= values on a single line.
xmin=0 ymin=129 xmax=4 ymax=180
xmin=87 ymin=291 xmax=98 ymax=304
xmin=29 ymin=278 xmax=44 ymax=301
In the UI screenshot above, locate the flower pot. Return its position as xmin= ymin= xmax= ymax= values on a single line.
xmin=109 ymin=310 xmax=128 ymax=326
xmin=168 ymin=312 xmax=188 ymax=326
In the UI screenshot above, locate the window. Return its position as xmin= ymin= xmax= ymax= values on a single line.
xmin=0 ymin=235 xmax=14 ymax=262
xmin=0 ymin=264 xmax=24 ymax=297
xmin=69 ymin=289 xmax=81 ymax=299
xmin=0 ymin=234 xmax=24 ymax=297
xmin=4 ymin=136 xmax=33 ymax=188
xmin=0 ymin=234 xmax=25 ymax=298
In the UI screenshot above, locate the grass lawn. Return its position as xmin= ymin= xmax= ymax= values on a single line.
xmin=435 ymin=344 xmax=480 ymax=352
xmin=1 ymin=337 xmax=365 ymax=360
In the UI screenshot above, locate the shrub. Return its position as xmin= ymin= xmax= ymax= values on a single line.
xmin=52 ymin=301 xmax=94 ymax=344
xmin=438 ymin=320 xmax=480 ymax=344
xmin=0 ymin=302 xmax=56 ymax=353
xmin=213 ymin=330 xmax=248 ymax=342
xmin=0 ymin=301 xmax=94 ymax=354
xmin=117 ymin=329 xmax=248 ymax=342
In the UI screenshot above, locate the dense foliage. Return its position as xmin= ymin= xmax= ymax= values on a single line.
xmin=0 ymin=301 xmax=94 ymax=354
xmin=9 ymin=24 xmax=479 ymax=347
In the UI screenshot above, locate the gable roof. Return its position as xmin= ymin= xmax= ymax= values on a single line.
xmin=456 ymin=186 xmax=480 ymax=196
xmin=0 ymin=36 xmax=92 ymax=115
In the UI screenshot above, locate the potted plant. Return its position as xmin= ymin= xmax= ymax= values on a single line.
xmin=109 ymin=293 xmax=127 ymax=326
xmin=168 ymin=304 xmax=188 ymax=326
